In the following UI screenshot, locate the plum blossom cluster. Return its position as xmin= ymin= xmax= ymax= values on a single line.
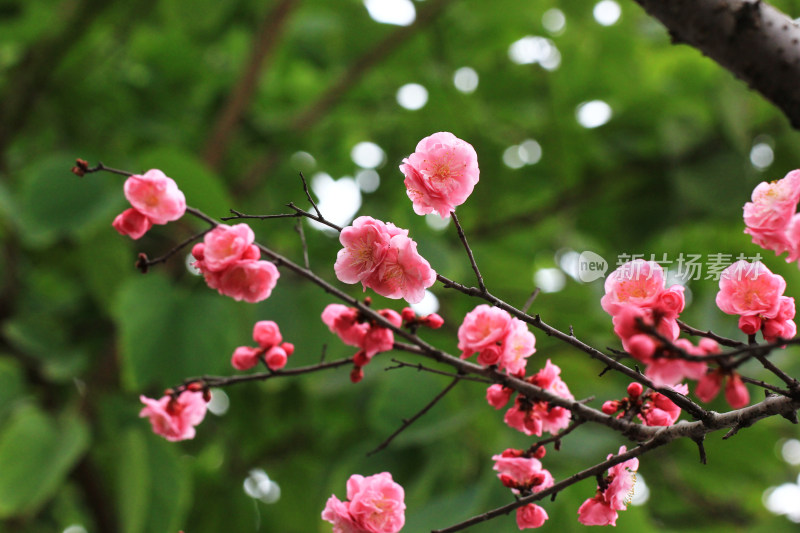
xmin=602 ymin=382 xmax=686 ymax=427
xmin=139 ymin=387 xmax=208 ymax=442
xmin=577 ymin=446 xmax=638 ymax=526
xmin=399 ymin=131 xmax=480 ymax=218
xmin=231 ymin=320 xmax=295 ymax=371
xmin=743 ymin=169 xmax=800 ymax=263
xmin=601 ymin=260 xmax=702 ymax=385
xmin=487 ymin=360 xmax=573 ymax=437
xmin=322 ymin=472 xmax=405 ymax=533
xmin=715 ymin=260 xmax=796 ymax=343
xmin=191 ymin=223 xmax=280 ymax=303
xmin=492 ymin=448 xmax=553 ymax=529
xmin=322 ymin=301 xmax=444 ymax=382
xmin=112 ymin=169 xmax=186 ymax=239
xmin=458 ymin=304 xmax=536 ymax=375
xmin=334 ymin=216 xmax=436 ymax=304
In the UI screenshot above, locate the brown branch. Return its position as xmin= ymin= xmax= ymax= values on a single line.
xmin=202 ymin=0 xmax=301 ymax=169
xmin=450 ymin=211 xmax=486 ymax=293
xmin=632 ymin=0 xmax=800 ymax=128
xmin=676 ymin=319 xmax=746 ymax=348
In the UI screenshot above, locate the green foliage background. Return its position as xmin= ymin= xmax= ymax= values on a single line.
xmin=1 ymin=0 xmax=800 ymax=531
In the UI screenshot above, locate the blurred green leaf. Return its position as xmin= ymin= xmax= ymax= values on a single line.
xmin=0 ymin=405 xmax=88 ymax=518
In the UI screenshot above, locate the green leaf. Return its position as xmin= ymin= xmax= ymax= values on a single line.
xmin=0 ymin=405 xmax=89 ymax=518
xmin=13 ymin=153 xmax=123 ymax=248
xmin=113 ymin=274 xmax=253 ymax=391
xmin=117 ymin=428 xmax=192 ymax=533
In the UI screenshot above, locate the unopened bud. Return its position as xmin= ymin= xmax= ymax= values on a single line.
xmin=627 ymin=382 xmax=644 ymax=398
xmin=352 ymin=350 xmax=370 ymax=367
xmin=498 ymin=474 xmax=517 ymax=489
xmin=350 ymin=366 xmax=364 ymax=383
xmin=401 ymin=307 xmax=416 ymax=323
xmin=422 ymin=313 xmax=444 ymax=329
xmin=602 ymin=400 xmax=620 ymax=415
xmin=186 ymin=382 xmax=203 ymax=392
xmin=501 ymin=448 xmax=524 ymax=458
xmin=280 ymin=342 xmax=295 ymax=356
xmin=202 ymin=389 xmax=212 ymax=402
xmin=532 ymin=446 xmax=546 ymax=459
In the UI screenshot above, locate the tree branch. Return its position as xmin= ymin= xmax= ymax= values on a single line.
xmin=632 ymin=0 xmax=800 ymax=128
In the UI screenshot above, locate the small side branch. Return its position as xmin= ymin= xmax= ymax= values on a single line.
xmin=367 ymin=377 xmax=461 ymax=456
xmin=450 ymin=211 xmax=486 ymax=293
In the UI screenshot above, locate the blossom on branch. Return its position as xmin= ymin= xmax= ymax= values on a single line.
xmin=577 ymin=446 xmax=638 ymax=526
xmin=502 ymin=360 xmax=573 ymax=436
xmin=334 ymin=216 xmax=436 ymax=304
xmin=231 ymin=320 xmax=294 ymax=371
xmin=112 ymin=169 xmax=186 ymax=239
xmin=139 ymin=390 xmax=208 ymax=442
xmin=322 ymin=302 xmax=402 ymax=381
xmin=399 ymin=131 xmax=480 ymax=218
xmin=743 ymin=170 xmax=800 ymax=258
xmin=192 ymin=224 xmax=280 ymax=303
xmin=458 ymin=305 xmax=536 ymax=374
xmin=322 ymin=472 xmax=405 ymax=533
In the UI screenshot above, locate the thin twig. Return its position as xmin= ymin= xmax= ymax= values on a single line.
xmin=521 ymin=289 xmax=540 ymax=314
xmin=450 ymin=211 xmax=486 ymax=293
xmin=677 ymin=319 xmax=746 ymax=348
xmin=136 ymin=228 xmax=211 ymax=273
xmin=295 ymin=219 xmax=310 ymax=269
xmin=385 ymin=357 xmax=493 ymax=384
xmin=367 ymin=377 xmax=461 ymax=456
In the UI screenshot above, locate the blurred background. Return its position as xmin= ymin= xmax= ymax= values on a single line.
xmin=2 ymin=0 xmax=800 ymax=531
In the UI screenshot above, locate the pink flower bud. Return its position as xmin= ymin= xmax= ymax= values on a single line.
xmin=724 ymin=373 xmax=750 ymax=409
xmin=350 ymin=366 xmax=364 ymax=383
xmin=695 ymin=370 xmax=722 ymax=403
xmin=280 ymin=342 xmax=295 ymax=356
xmin=626 ymin=382 xmax=644 ymax=398
xmin=602 ymin=400 xmax=620 ymax=415
xmin=265 ymin=346 xmax=288 ymax=371
xmin=253 ymin=320 xmax=282 ymax=347
xmin=626 ymin=334 xmax=656 ymax=361
xmin=353 ymin=350 xmax=370 ymax=367
xmin=516 ymin=504 xmax=548 ymax=529
xmin=112 ymin=208 xmax=152 ymax=239
xmin=486 ymin=384 xmax=513 ymax=409
xmin=401 ymin=307 xmax=416 ymax=323
xmin=738 ymin=315 xmax=762 ymax=335
xmin=231 ymin=346 xmax=261 ymax=371
xmin=422 ymin=313 xmax=444 ymax=329
xmin=532 ymin=446 xmax=546 ymax=459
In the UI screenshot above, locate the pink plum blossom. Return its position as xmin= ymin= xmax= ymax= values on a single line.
xmin=743 ymin=170 xmax=800 ymax=231
xmin=458 ymin=305 xmax=512 ymax=360
xmin=112 ymin=208 xmax=153 ymax=239
xmin=123 ymin=169 xmax=186 ymax=225
xmin=322 ymin=472 xmax=405 ymax=533
xmin=199 ymin=224 xmax=258 ymax=272
xmin=601 ymin=260 xmax=666 ymax=316
xmin=364 ymin=235 xmax=436 ymax=304
xmin=322 ymin=304 xmax=402 ymax=378
xmin=499 ymin=318 xmax=537 ymax=375
xmin=492 ymin=449 xmax=554 ymax=494
xmin=399 ymin=132 xmax=480 ymax=218
xmin=335 ymin=217 xmax=407 ymax=284
xmin=502 ymin=361 xmax=572 ymax=436
xmin=715 ymin=260 xmax=785 ymax=319
xmin=458 ymin=306 xmax=536 ymax=374
xmin=724 ymin=373 xmax=750 ymax=408
xmin=139 ymin=390 xmax=208 ymax=442
xmin=640 ymin=384 xmax=687 ymax=426
xmin=213 ymin=260 xmax=280 ymax=303
xmin=192 ymin=224 xmax=280 ymax=303
xmin=334 ymin=217 xmax=435 ymax=304
xmin=577 ymin=446 xmax=638 ymax=526
xmin=516 ymin=504 xmax=548 ymax=529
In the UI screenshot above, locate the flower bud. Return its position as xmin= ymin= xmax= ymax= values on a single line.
xmin=350 ymin=366 xmax=364 ymax=383
xmin=401 ymin=307 xmax=416 ymax=323
xmin=626 ymin=382 xmax=644 ymax=398
xmin=422 ymin=313 xmax=444 ymax=329
xmin=602 ymin=400 xmax=620 ymax=415
xmin=532 ymin=446 xmax=546 ymax=459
